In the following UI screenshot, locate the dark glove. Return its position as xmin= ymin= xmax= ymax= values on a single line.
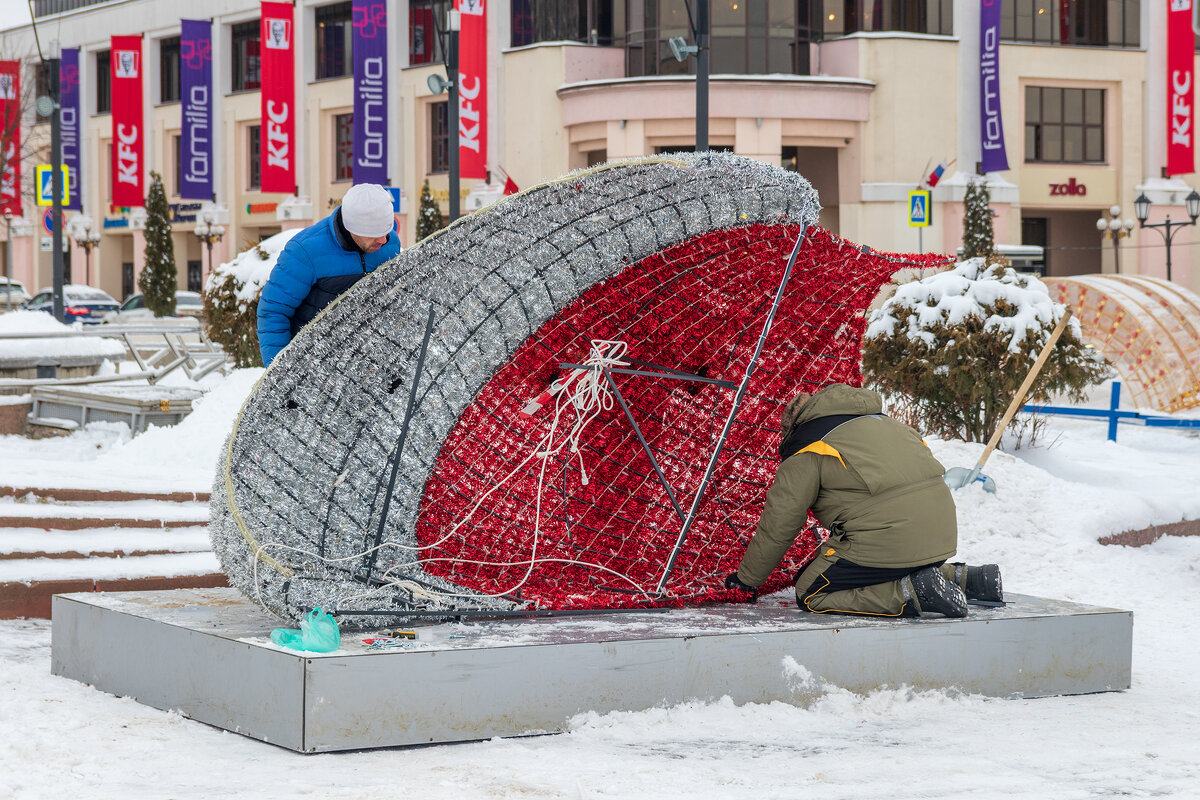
xmin=724 ymin=572 xmax=759 ymax=602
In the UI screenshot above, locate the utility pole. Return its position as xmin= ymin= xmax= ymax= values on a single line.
xmin=447 ymin=9 xmax=460 ymax=223
xmin=49 ymin=43 xmax=64 ymax=322
xmin=695 ymin=0 xmax=708 ymax=151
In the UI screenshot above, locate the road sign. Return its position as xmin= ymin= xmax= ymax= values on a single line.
xmin=35 ymin=164 xmax=70 ymax=206
xmin=908 ymin=190 xmax=931 ymax=227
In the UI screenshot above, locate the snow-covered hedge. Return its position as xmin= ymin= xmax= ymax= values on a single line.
xmin=202 ymin=229 xmax=300 ymax=368
xmin=862 ymin=258 xmax=1110 ymax=443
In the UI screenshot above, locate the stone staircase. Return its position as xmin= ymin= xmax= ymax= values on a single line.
xmin=0 ymin=485 xmax=227 ymax=619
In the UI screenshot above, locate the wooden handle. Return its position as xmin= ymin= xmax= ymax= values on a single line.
xmin=975 ymin=307 xmax=1074 ymax=469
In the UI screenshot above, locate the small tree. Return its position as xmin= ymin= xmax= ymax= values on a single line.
xmin=416 ymin=180 xmax=445 ymax=241
xmin=961 ymin=175 xmax=1001 ymax=264
xmin=863 ymin=259 xmax=1110 ymax=444
xmin=139 ymin=171 xmax=177 ymax=315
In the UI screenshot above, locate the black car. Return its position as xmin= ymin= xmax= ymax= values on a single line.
xmin=23 ymin=285 xmax=121 ymax=324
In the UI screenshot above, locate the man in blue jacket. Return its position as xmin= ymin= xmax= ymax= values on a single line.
xmin=257 ymin=183 xmax=403 ymax=366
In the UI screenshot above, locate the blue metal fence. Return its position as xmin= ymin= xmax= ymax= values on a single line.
xmin=1023 ymin=382 xmax=1200 ymax=441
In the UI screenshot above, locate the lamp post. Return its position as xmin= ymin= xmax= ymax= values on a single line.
xmin=193 ymin=211 xmax=225 ymax=283
xmin=1134 ymin=189 xmax=1200 ymax=282
xmin=425 ymin=9 xmax=460 ymax=222
xmin=667 ymin=0 xmax=710 ymax=151
xmin=69 ymin=215 xmax=102 ymax=286
xmin=3 ymin=209 xmax=13 ymax=312
xmin=1095 ymin=205 xmax=1135 ymax=275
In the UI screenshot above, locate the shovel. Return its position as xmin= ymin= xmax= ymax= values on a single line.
xmin=944 ymin=308 xmax=1073 ymax=493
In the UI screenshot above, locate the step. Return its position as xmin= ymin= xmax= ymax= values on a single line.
xmin=0 ymin=498 xmax=210 ymax=530
xmin=2 ymin=573 xmax=229 ymax=620
xmin=0 ymin=527 xmax=212 ymax=560
xmin=0 ymin=485 xmax=211 ymax=503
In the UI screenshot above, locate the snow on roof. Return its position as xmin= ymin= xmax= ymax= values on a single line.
xmin=208 ymin=228 xmax=303 ymax=306
xmin=866 ymin=257 xmax=1062 ymax=354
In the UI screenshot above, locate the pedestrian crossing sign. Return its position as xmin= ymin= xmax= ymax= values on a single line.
xmin=908 ymin=190 xmax=931 ymax=227
xmin=35 ymin=164 xmax=70 ymax=206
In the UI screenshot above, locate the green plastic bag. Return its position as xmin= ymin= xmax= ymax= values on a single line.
xmin=270 ymin=607 xmax=341 ymax=652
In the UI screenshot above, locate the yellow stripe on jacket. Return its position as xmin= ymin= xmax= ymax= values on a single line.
xmin=793 ymin=440 xmax=847 ymax=469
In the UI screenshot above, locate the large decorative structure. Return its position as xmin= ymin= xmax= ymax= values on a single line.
xmin=1045 ymin=275 xmax=1200 ymax=412
xmin=209 ymin=153 xmax=948 ymax=628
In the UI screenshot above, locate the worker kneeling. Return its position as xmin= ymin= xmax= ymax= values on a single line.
xmin=726 ymin=383 xmax=1002 ymax=617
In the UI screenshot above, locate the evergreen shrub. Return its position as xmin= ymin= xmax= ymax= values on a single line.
xmin=139 ymin=172 xmax=177 ymax=316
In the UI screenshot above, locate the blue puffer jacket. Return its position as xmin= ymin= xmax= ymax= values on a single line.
xmin=257 ymin=208 xmax=402 ymax=366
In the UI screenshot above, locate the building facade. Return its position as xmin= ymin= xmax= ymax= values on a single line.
xmin=1 ymin=0 xmax=1198 ymax=302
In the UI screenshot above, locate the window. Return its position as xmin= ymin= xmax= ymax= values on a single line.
xmin=410 ymin=0 xmax=451 ymax=65
xmin=430 ymin=101 xmax=448 ymax=173
xmin=334 ymin=112 xmax=353 ymax=181
xmin=1002 ymin=0 xmax=1138 ymax=48
xmin=248 ymin=124 xmax=262 ymax=189
xmin=232 ymin=20 xmax=261 ymax=92
xmin=187 ymin=260 xmax=202 ymax=292
xmin=160 ymin=36 xmax=181 ymax=103
xmin=96 ymin=50 xmax=111 ymax=113
xmin=316 ymin=2 xmax=353 ymax=79
xmin=1025 ymin=87 xmax=1105 ymax=163
xmin=122 ymin=262 xmax=134 ymax=299
xmin=172 ymin=135 xmax=182 ymax=196
xmin=34 ymin=60 xmax=53 ymax=102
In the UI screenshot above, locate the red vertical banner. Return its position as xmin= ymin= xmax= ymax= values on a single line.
xmin=110 ymin=37 xmax=145 ymax=207
xmin=261 ymin=2 xmax=296 ymax=193
xmin=456 ymin=0 xmax=487 ymax=180
xmin=1167 ymin=0 xmax=1194 ymax=177
xmin=0 ymin=60 xmax=21 ymax=216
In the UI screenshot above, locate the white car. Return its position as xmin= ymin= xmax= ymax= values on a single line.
xmin=102 ymin=291 xmax=207 ymax=324
xmin=0 ymin=277 xmax=30 ymax=308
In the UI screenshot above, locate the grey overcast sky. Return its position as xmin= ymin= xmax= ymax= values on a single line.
xmin=0 ymin=0 xmax=33 ymax=33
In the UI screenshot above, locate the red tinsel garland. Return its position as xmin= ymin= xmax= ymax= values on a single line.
xmin=416 ymin=224 xmax=947 ymax=609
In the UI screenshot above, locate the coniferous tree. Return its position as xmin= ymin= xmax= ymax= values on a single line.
xmin=139 ymin=171 xmax=177 ymax=316
xmin=416 ymin=180 xmax=445 ymax=241
xmin=961 ymin=175 xmax=997 ymax=262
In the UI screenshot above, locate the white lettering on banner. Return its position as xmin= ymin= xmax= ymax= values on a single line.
xmin=1172 ymin=70 xmax=1192 ymax=147
xmin=116 ymin=123 xmax=139 ymax=185
xmin=266 ymin=101 xmax=290 ymax=169
xmin=60 ymin=107 xmax=77 ymax=167
xmin=981 ymin=29 xmax=1002 ymax=150
xmin=185 ymin=85 xmax=210 ymax=179
xmin=357 ymin=57 xmax=385 ymax=168
xmin=458 ymin=74 xmax=481 ymax=153
xmin=0 ymin=141 xmax=15 ymax=200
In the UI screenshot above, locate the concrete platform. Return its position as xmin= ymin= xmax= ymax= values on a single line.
xmin=50 ymin=588 xmax=1132 ymax=753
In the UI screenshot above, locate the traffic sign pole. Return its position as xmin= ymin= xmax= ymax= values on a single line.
xmin=49 ymin=52 xmax=64 ymax=322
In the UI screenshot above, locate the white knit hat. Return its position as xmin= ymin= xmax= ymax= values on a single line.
xmin=340 ymin=183 xmax=395 ymax=238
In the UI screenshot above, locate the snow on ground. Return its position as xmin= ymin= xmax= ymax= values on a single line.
xmin=1 ymin=371 xmax=1199 ymax=798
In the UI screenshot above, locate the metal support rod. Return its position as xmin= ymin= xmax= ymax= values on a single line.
xmin=560 ymin=362 xmax=736 ymax=389
xmin=358 ymin=302 xmax=437 ymax=579
xmin=603 ymin=367 xmax=688 ymax=524
xmin=331 ymin=606 xmax=671 ymax=619
xmin=654 ymin=225 xmax=809 ymax=595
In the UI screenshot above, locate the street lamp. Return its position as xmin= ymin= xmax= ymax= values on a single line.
xmin=193 ymin=211 xmax=225 ymax=282
xmin=666 ymin=0 xmax=710 ymax=151
xmin=69 ymin=215 xmax=102 ymax=286
xmin=1133 ymin=189 xmax=1200 ymax=282
xmin=1095 ymin=205 xmax=1135 ymax=275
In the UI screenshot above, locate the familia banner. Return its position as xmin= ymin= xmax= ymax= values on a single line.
xmin=352 ymin=0 xmax=388 ymax=185
xmin=457 ymin=0 xmax=486 ymax=180
xmin=261 ymin=2 xmax=296 ymax=193
xmin=0 ymin=60 xmax=21 ymax=216
xmin=979 ymin=0 xmax=1008 ymax=173
xmin=180 ymin=19 xmax=213 ymax=200
xmin=1167 ymin=0 xmax=1194 ymax=176
xmin=111 ymin=35 xmax=144 ymax=207
xmin=60 ymin=49 xmax=82 ymax=210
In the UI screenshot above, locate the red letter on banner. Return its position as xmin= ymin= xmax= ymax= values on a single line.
xmin=261 ymin=2 xmax=296 ymax=193
xmin=0 ymin=60 xmax=22 ymax=216
xmin=110 ymin=37 xmax=144 ymax=207
xmin=1167 ymin=1 xmax=1194 ymax=176
xmin=456 ymin=0 xmax=487 ymax=180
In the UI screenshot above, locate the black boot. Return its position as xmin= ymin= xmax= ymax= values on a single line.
xmin=908 ymin=567 xmax=968 ymax=618
xmin=948 ymin=563 xmax=1004 ymax=602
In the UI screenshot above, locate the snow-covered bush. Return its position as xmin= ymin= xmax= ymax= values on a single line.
xmin=202 ymin=229 xmax=301 ymax=368
xmin=862 ymin=259 xmax=1110 ymax=443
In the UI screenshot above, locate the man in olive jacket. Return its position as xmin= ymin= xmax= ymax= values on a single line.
xmin=726 ymin=383 xmax=1001 ymax=617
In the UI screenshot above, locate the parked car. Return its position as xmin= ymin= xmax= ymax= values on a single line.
xmin=22 ymin=284 xmax=120 ymax=324
xmin=0 ymin=277 xmax=30 ymax=307
xmin=102 ymin=291 xmax=206 ymax=324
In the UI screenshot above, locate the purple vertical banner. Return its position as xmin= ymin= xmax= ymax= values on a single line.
xmin=979 ymin=0 xmax=1008 ymax=172
xmin=180 ymin=19 xmax=214 ymax=200
xmin=353 ymin=0 xmax=388 ymax=185
xmin=59 ymin=48 xmax=82 ymax=210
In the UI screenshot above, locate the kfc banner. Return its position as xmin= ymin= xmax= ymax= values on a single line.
xmin=180 ymin=19 xmax=214 ymax=200
xmin=0 ymin=60 xmax=21 ymax=216
xmin=352 ymin=0 xmax=388 ymax=185
xmin=979 ymin=0 xmax=1008 ymax=173
xmin=1167 ymin=0 xmax=1194 ymax=177
xmin=111 ymin=36 xmax=144 ymax=207
xmin=60 ymin=49 xmax=82 ymax=210
xmin=456 ymin=0 xmax=486 ymax=180
xmin=261 ymin=2 xmax=296 ymax=193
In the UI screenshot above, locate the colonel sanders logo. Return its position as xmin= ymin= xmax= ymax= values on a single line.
xmin=265 ymin=19 xmax=291 ymax=49
xmin=115 ymin=50 xmax=139 ymax=79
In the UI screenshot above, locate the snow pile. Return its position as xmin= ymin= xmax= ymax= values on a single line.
xmin=0 ymin=310 xmax=79 ymax=335
xmin=866 ymin=258 xmax=1070 ymax=353
xmin=206 ymin=228 xmax=301 ymax=307
xmin=0 ymin=310 xmax=126 ymax=366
